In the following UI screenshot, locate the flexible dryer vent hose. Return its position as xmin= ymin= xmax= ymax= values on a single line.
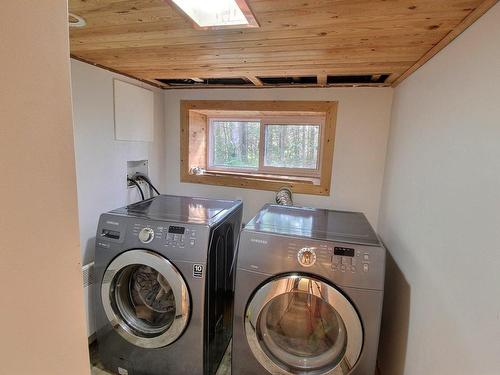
xmin=275 ymin=187 xmax=293 ymax=206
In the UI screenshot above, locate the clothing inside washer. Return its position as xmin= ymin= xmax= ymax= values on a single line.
xmin=131 ymin=266 xmax=176 ymax=324
xmin=114 ymin=264 xmax=177 ymax=335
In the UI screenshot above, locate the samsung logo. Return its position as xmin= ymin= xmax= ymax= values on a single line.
xmin=251 ymin=238 xmax=268 ymax=245
xmin=106 ymin=221 xmax=119 ymax=226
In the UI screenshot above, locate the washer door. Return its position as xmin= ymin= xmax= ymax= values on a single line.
xmin=245 ymin=274 xmax=362 ymax=375
xmin=101 ymin=249 xmax=190 ymax=349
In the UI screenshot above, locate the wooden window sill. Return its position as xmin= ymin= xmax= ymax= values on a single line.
xmin=204 ymin=170 xmax=319 ymax=184
xmin=181 ymin=171 xmax=330 ymax=196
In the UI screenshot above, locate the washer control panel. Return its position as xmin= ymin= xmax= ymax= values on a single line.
xmin=138 ymin=227 xmax=155 ymax=243
xmin=166 ymin=225 xmax=197 ymax=248
xmin=131 ymin=223 xmax=197 ymax=248
xmin=297 ymin=247 xmax=317 ymax=267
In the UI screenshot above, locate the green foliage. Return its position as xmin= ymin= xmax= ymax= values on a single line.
xmin=212 ymin=121 xmax=260 ymax=168
xmin=211 ymin=121 xmax=319 ymax=171
xmin=264 ymin=125 xmax=319 ymax=169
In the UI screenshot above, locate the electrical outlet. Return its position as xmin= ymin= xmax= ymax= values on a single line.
xmin=127 ymin=160 xmax=148 ymax=186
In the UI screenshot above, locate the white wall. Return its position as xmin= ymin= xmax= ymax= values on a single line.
xmin=164 ymin=88 xmax=393 ymax=226
xmin=0 ymin=2 xmax=89 ymax=374
xmin=71 ymin=59 xmax=166 ymax=266
xmin=377 ymin=3 xmax=500 ymax=374
xmin=71 ymin=60 xmax=165 ymax=336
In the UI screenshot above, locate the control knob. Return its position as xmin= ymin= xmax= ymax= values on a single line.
xmin=138 ymin=227 xmax=155 ymax=244
xmin=297 ymin=247 xmax=317 ymax=267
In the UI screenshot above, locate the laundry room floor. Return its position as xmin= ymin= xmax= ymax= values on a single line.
xmin=89 ymin=343 xmax=379 ymax=375
xmin=90 ymin=343 xmax=231 ymax=375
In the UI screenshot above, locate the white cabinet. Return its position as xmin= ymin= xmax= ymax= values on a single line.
xmin=114 ymin=79 xmax=154 ymax=142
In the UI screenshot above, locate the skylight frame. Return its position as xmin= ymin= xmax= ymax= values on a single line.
xmin=168 ymin=0 xmax=259 ymax=30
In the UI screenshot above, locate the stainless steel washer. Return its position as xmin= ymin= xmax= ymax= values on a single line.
xmin=232 ymin=204 xmax=385 ymax=375
xmin=94 ymin=195 xmax=242 ymax=375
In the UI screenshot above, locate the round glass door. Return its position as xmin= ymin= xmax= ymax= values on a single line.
xmin=101 ymin=250 xmax=190 ymax=348
xmin=245 ymin=275 xmax=362 ymax=375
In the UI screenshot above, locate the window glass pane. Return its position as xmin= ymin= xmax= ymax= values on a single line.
xmin=264 ymin=124 xmax=320 ymax=169
xmin=211 ymin=120 xmax=260 ymax=169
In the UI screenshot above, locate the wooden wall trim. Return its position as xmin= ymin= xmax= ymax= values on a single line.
xmin=70 ymin=55 xmax=167 ymax=89
xmin=392 ymin=0 xmax=499 ymax=87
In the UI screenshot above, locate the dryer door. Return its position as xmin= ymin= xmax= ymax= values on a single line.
xmin=245 ymin=274 xmax=362 ymax=375
xmin=101 ymin=249 xmax=190 ymax=349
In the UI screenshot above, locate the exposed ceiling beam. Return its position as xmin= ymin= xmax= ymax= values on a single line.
xmin=247 ymin=76 xmax=263 ymax=86
xmin=317 ymin=74 xmax=327 ymax=86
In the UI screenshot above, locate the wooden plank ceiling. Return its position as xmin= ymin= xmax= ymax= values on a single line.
xmin=69 ymin=0 xmax=496 ymax=89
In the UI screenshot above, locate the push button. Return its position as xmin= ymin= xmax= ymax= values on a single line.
xmin=363 ymin=264 xmax=369 ymax=272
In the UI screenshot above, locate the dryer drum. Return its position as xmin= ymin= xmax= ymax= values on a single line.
xmin=245 ymin=275 xmax=363 ymax=375
xmin=259 ymin=291 xmax=347 ymax=369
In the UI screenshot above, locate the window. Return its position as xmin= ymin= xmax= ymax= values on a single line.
xmin=208 ymin=116 xmax=324 ymax=177
xmin=181 ymin=100 xmax=338 ymax=196
xmin=170 ymin=0 xmax=259 ymax=30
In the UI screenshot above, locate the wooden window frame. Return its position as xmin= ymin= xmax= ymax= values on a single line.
xmin=180 ymin=100 xmax=338 ymax=196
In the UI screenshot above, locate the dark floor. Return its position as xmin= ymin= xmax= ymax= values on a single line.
xmin=90 ymin=343 xmax=231 ymax=375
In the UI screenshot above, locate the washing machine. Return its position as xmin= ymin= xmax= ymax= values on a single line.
xmin=94 ymin=195 xmax=242 ymax=375
xmin=232 ymin=204 xmax=385 ymax=375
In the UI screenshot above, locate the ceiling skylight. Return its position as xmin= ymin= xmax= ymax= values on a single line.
xmin=171 ymin=0 xmax=259 ymax=29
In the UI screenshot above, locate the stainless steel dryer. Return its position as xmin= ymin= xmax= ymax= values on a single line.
xmin=94 ymin=195 xmax=242 ymax=375
xmin=232 ymin=204 xmax=385 ymax=375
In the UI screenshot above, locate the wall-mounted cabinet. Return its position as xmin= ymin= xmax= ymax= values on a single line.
xmin=114 ymin=79 xmax=154 ymax=142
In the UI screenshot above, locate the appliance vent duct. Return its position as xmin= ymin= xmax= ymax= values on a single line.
xmin=82 ymin=262 xmax=95 ymax=288
xmin=275 ymin=187 xmax=293 ymax=206
xmin=157 ymin=77 xmax=252 ymax=86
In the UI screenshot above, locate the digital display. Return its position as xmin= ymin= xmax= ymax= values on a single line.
xmin=168 ymin=226 xmax=185 ymax=234
xmin=334 ymin=247 xmax=355 ymax=257
xmin=101 ymin=229 xmax=120 ymax=240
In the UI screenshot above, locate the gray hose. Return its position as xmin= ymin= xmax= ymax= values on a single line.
xmin=275 ymin=187 xmax=293 ymax=206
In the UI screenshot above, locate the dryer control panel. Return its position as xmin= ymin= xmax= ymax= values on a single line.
xmin=239 ymin=231 xmax=385 ymax=291
xmin=290 ymin=244 xmax=373 ymax=274
xmin=332 ymin=246 xmax=371 ymax=274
